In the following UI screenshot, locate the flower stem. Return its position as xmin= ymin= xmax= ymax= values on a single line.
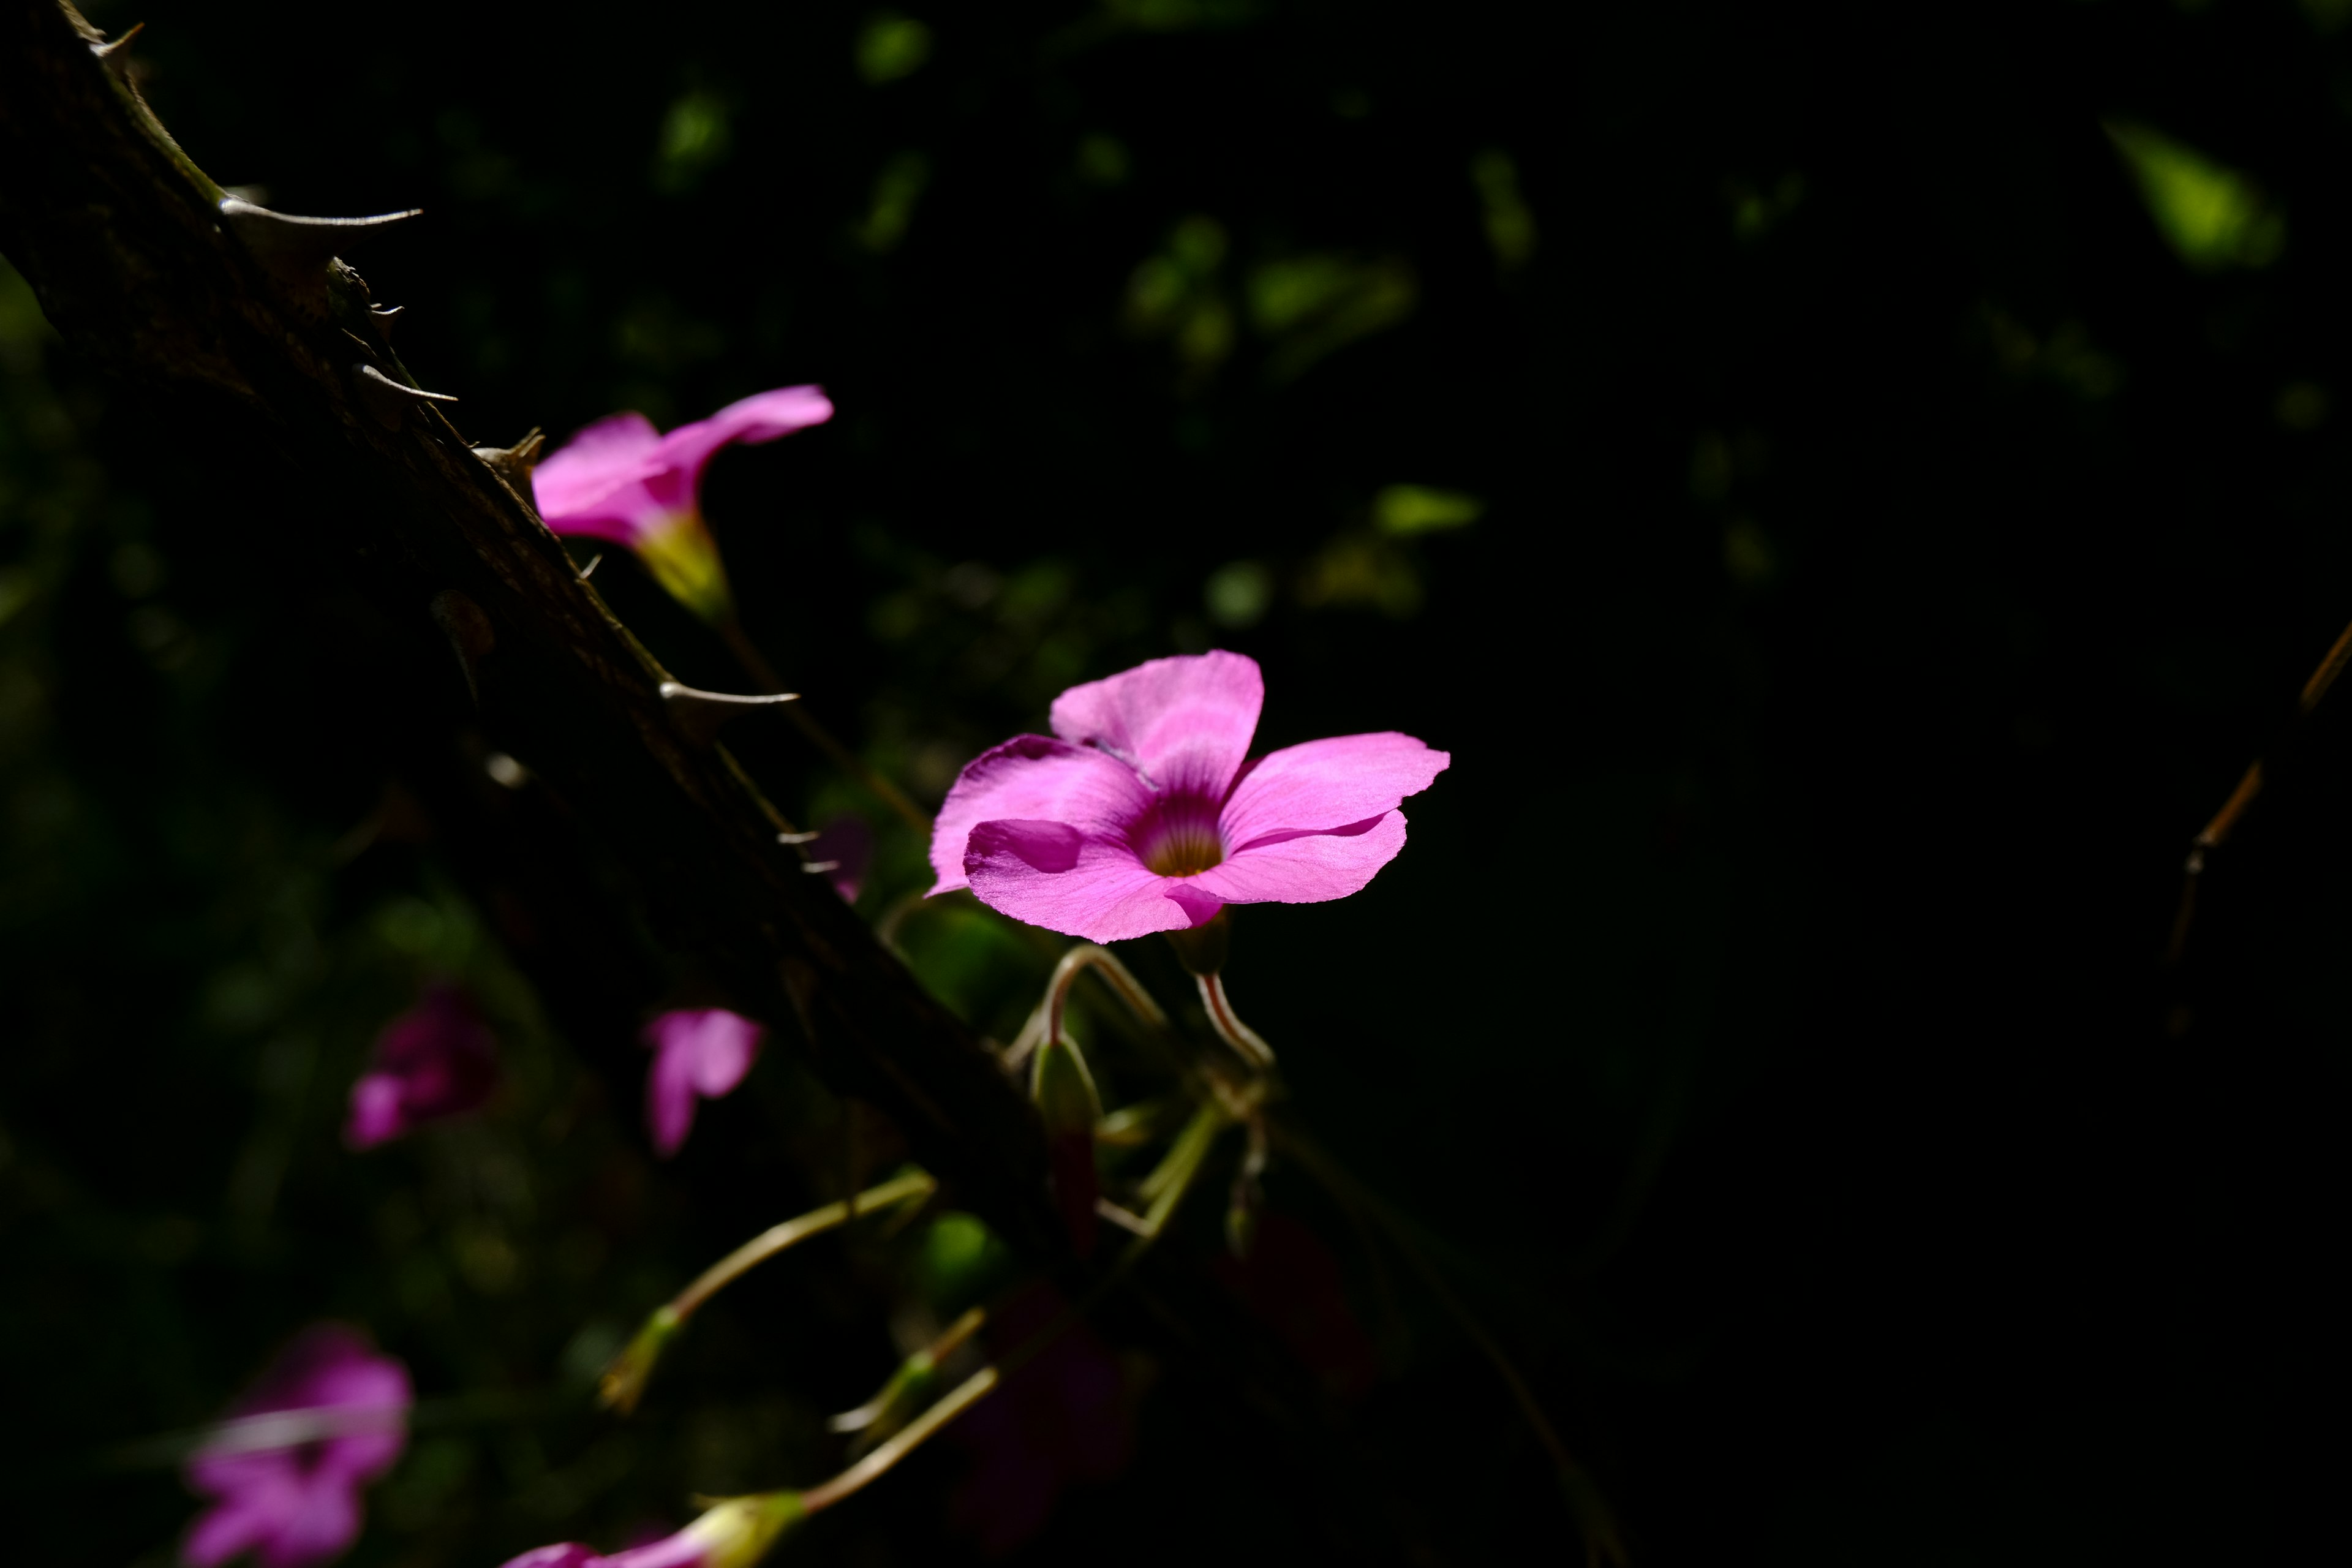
xmin=718 ymin=617 xmax=933 ymax=837
xmin=1196 ymin=970 xmax=1276 ymax=1071
xmin=673 ymin=1167 xmax=935 ymax=1320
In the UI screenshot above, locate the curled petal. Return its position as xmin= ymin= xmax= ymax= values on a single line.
xmin=929 ymin=737 xmax=1153 ymax=895
xmin=643 ymin=384 xmax=835 ymax=513
xmin=1188 ymin=810 xmax=1408 ymax=907
xmin=1049 ymin=650 xmax=1262 ymax=801
xmin=532 ymin=412 xmax=664 ymax=535
xmin=1219 ymin=732 xmax=1449 ymax=846
xmin=964 ymin=821 xmax=1210 ymax=942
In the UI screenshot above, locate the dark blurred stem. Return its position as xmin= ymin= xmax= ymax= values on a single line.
xmin=1270 ymin=1121 xmax=1628 ymax=1568
xmin=718 ymin=616 xmax=933 ymax=836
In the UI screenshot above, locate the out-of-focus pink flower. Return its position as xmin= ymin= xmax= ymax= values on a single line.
xmin=498 ymin=1493 xmax=802 ymax=1568
xmin=532 ymin=386 xmax=834 ymax=624
xmin=181 ymin=1325 xmax=411 ymax=1568
xmin=1213 ymin=1212 xmax=1381 ymax=1400
xmin=643 ymin=1008 xmax=764 ymax=1158
xmin=927 ymin=651 xmax=1449 ymax=941
xmin=804 ymin=813 xmax=872 ymax=903
xmin=344 ymin=985 xmax=498 ymax=1150
xmin=948 ymin=1284 xmax=1131 ymax=1555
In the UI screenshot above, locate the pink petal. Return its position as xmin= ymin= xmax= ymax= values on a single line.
xmin=643 ymin=384 xmax=835 ymax=512
xmin=965 ymin=821 xmax=1214 ymax=941
xmin=928 ymin=737 xmax=1153 ymax=895
xmin=646 ymin=1041 xmax=700 ymax=1158
xmin=533 ymin=413 xmax=665 ymax=534
xmin=343 ymin=1074 xmax=405 ymax=1149
xmin=1188 ymin=810 xmax=1409 ymax=907
xmin=499 ymin=1547 xmax=609 ymax=1568
xmin=184 ymin=1487 xmax=281 ymax=1568
xmin=1219 ymin=732 xmax=1449 ymax=848
xmin=1049 ymin=650 xmax=1263 ymax=801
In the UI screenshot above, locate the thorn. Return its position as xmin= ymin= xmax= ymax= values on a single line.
xmin=578 ymin=553 xmax=603 ymax=580
xmin=429 ymin=590 xmax=495 ymax=706
xmin=92 ymin=22 xmax=143 ymax=66
xmin=218 ymin=198 xmax=420 ymax=304
xmin=369 ymin=304 xmax=404 ymax=338
xmin=658 ymin=681 xmax=798 ymax=746
xmin=802 ymin=859 xmax=843 ymax=875
xmin=472 ymin=429 xmax=544 ymax=492
xmin=777 ymin=830 xmax=820 ymax=845
xmin=353 ymin=363 xmax=456 ymax=428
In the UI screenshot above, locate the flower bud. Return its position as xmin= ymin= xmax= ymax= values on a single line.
xmin=1031 ymin=1037 xmax=1102 ymax=1257
xmin=670 ymin=1491 xmax=804 ymax=1568
xmin=598 ymin=1305 xmax=682 ymax=1415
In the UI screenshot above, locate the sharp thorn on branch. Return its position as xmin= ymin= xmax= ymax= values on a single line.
xmin=577 ymin=552 xmax=602 ymax=580
xmin=92 ymin=22 xmax=143 ymax=65
xmin=472 ymin=429 xmax=545 ymax=493
xmin=369 ymin=304 xmax=404 ymax=336
xmin=659 ymin=682 xmax=800 ymax=746
xmin=354 ymin=363 xmax=456 ymax=429
xmin=777 ymin=830 xmax=820 ymax=845
xmin=217 ymin=198 xmax=421 ymax=303
xmin=802 ymin=859 xmax=842 ymax=875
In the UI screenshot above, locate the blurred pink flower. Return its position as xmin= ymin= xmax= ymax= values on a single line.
xmin=181 ymin=1325 xmax=410 ymax=1568
xmin=948 ymin=1284 xmax=1131 ymax=1555
xmin=498 ymin=1492 xmax=801 ymax=1568
xmin=532 ymin=386 xmax=833 ymax=624
xmin=643 ymin=1008 xmax=764 ymax=1157
xmin=344 ymin=985 xmax=497 ymax=1150
xmin=927 ymin=650 xmax=1449 ymax=941
xmin=804 ymin=813 xmax=872 ymax=903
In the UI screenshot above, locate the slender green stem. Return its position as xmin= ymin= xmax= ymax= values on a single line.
xmin=1196 ymin=970 xmax=1276 ymax=1070
xmin=719 ymin=619 xmax=933 ymax=836
xmin=673 ymin=1169 xmax=935 ymax=1320
xmin=797 ymin=1097 xmax=1225 ymax=1515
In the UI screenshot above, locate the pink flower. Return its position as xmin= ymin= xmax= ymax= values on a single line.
xmin=498 ymin=1493 xmax=802 ymax=1568
xmin=532 ymin=386 xmax=834 ymax=623
xmin=927 ymin=651 xmax=1449 ymax=941
xmin=181 ymin=1325 xmax=411 ymax=1568
xmin=947 ymin=1284 xmax=1130 ymax=1555
xmin=643 ymin=1008 xmax=764 ymax=1157
xmin=344 ymin=986 xmax=497 ymax=1150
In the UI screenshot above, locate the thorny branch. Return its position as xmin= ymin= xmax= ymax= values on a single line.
xmin=0 ymin=0 xmax=1058 ymax=1255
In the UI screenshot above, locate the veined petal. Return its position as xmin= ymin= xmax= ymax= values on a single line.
xmin=964 ymin=821 xmax=1208 ymax=941
xmin=1219 ymin=732 xmax=1449 ymax=848
xmin=646 ymin=384 xmax=835 ymax=511
xmin=533 ymin=413 xmax=664 ymax=527
xmin=1188 ymin=810 xmax=1408 ymax=907
xmin=1049 ymin=650 xmax=1262 ymax=801
xmin=928 ymin=737 xmax=1153 ymax=895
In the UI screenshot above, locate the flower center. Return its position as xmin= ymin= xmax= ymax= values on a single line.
xmin=1132 ymin=796 xmax=1226 ymax=877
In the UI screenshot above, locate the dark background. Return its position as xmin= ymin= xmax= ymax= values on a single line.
xmin=3 ymin=0 xmax=2347 ymax=1562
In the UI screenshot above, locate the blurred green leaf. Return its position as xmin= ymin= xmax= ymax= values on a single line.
xmin=1372 ymin=484 xmax=1482 ymax=537
xmin=2105 ymin=119 xmax=2283 ymax=270
xmin=857 ymin=11 xmax=933 ymax=85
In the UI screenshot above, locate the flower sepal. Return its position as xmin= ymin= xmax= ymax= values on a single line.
xmin=635 ymin=508 xmax=735 ymax=625
xmin=1162 ymin=909 xmax=1231 ymax=976
xmin=674 ymin=1491 xmax=805 ymax=1568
